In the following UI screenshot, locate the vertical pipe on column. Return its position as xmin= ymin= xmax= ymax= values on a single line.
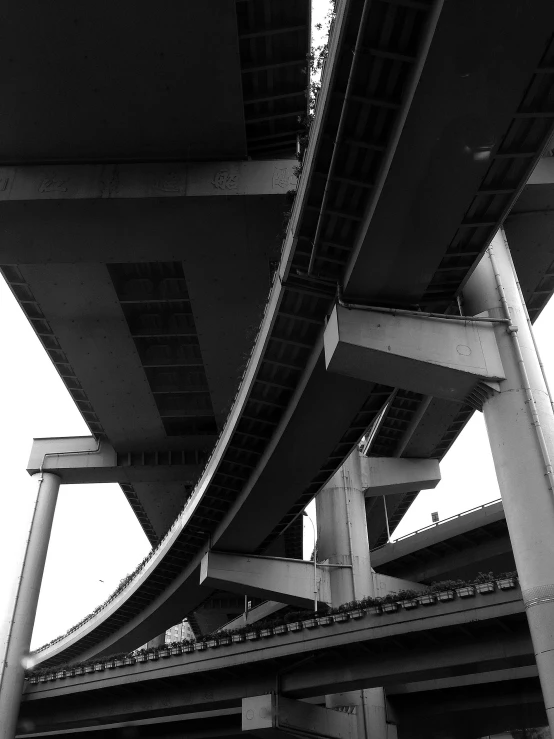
xmin=0 ymin=472 xmax=61 ymax=739
xmin=383 ymin=497 xmax=391 ymax=544
xmin=342 ymin=466 xmax=360 ymax=600
xmin=463 ymin=231 xmax=554 ymax=735
xmin=503 ymin=227 xmax=554 ymax=415
xmin=487 ymin=241 xmax=554 ymax=492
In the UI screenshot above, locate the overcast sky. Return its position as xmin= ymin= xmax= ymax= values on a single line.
xmin=1 ymin=0 xmax=553 ymax=653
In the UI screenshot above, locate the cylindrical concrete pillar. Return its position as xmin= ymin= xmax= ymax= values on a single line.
xmin=317 ymin=451 xmax=388 ymax=739
xmin=463 ymin=230 xmax=554 ymax=734
xmin=0 ymin=472 xmax=60 ymax=739
xmin=316 ymin=450 xmax=373 ymax=603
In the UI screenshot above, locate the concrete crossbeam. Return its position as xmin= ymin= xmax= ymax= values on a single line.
xmin=324 ymin=305 xmax=504 ymax=402
xmin=242 ymin=694 xmax=357 ymax=739
xmin=27 ymin=436 xmax=200 ymax=485
xmin=199 ymin=553 xmax=423 ymax=613
xmin=0 ymin=159 xmax=297 ymax=201
xmin=200 ymin=551 xmax=332 ymax=608
xmin=360 ymin=457 xmax=440 ymax=497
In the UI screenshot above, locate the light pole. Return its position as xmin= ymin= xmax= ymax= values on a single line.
xmin=303 ymin=511 xmax=318 ymax=612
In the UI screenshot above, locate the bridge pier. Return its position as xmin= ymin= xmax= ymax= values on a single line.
xmin=317 ymin=452 xmax=396 ymax=739
xmin=0 ymin=472 xmax=60 ymax=739
xmin=324 ymin=226 xmax=554 ymax=734
xmin=463 ymin=230 xmax=554 ymax=736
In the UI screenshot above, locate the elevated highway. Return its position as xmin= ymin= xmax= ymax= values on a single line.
xmin=0 ymin=0 xmax=311 ymax=544
xmin=19 ymin=588 xmax=534 ymax=737
xmin=372 ymin=499 xmax=514 ymax=583
xmin=15 ymin=0 xmax=554 ymax=668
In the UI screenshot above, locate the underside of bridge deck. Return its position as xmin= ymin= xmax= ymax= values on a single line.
xmin=1 ymin=164 xmax=295 ymax=539
xmin=0 ymin=0 xmax=310 ymax=164
xmin=18 ymin=592 xmax=533 ymax=737
xmin=4 ymin=9 xmax=554 ymax=727
xmin=0 ymin=0 xmax=311 ymax=541
xmin=9 ymin=0 xmax=554 ymax=673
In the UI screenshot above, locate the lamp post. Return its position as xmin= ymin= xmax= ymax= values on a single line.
xmin=303 ymin=511 xmax=318 ymax=612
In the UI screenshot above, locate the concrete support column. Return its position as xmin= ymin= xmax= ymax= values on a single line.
xmin=317 ymin=451 xmax=390 ymax=739
xmin=0 ymin=472 xmax=60 ymax=739
xmin=316 ymin=450 xmax=373 ymax=603
xmin=463 ymin=230 xmax=554 ymax=735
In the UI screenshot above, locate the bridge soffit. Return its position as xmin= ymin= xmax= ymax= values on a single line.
xmin=26 ymin=436 xmax=201 ymax=486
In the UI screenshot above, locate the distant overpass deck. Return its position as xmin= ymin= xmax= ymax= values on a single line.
xmin=24 ymin=0 xmax=554 ymax=668
xmin=19 ymin=588 xmax=532 ymax=736
xmin=372 ymin=500 xmax=514 ymax=582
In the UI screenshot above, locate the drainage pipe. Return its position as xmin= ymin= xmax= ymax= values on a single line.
xmin=486 ymin=242 xmax=554 ymax=494
xmin=502 ymin=227 xmax=554 ymax=415
xmin=463 ymin=230 xmax=554 ymax=735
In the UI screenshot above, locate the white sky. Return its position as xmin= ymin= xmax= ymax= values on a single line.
xmin=1 ymin=0 xmax=553 ymax=652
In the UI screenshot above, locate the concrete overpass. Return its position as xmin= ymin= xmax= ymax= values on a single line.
xmin=10 ymin=0 xmax=553 ymax=672
xmin=0 ymin=0 xmax=311 ymax=544
xmin=371 ymin=499 xmax=515 ymax=583
xmin=4 ymin=0 xmax=554 ymax=737
xmin=19 ymin=588 xmax=533 ymax=737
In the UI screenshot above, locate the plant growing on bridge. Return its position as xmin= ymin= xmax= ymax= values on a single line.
xmin=428 ymin=580 xmax=463 ymax=593
xmin=474 ymin=571 xmax=495 ymax=583
xmin=395 ymin=590 xmax=420 ymax=610
xmin=35 ymin=549 xmax=155 ymax=654
xmin=27 ymin=569 xmax=520 ymax=683
xmin=473 ymin=571 xmax=496 ymax=594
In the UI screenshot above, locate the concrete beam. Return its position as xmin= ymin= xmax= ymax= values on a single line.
xmin=0 ymin=159 xmax=297 ymax=201
xmin=360 ymin=457 xmax=440 ymax=497
xmin=324 ymin=305 xmax=504 ymax=402
xmin=242 ymin=695 xmax=357 ymax=739
xmin=199 ymin=553 xmax=422 ymax=609
xmin=27 ymin=436 xmax=200 ymax=485
xmin=200 ymin=551 xmax=332 ymax=608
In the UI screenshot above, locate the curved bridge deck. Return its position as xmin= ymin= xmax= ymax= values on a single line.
xmin=27 ymin=0 xmax=554 ymax=669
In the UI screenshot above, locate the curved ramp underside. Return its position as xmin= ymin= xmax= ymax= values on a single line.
xmin=13 ymin=0 xmax=554 ymax=666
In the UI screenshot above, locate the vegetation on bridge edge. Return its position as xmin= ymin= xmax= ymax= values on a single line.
xmin=27 ymin=571 xmax=517 ymax=681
